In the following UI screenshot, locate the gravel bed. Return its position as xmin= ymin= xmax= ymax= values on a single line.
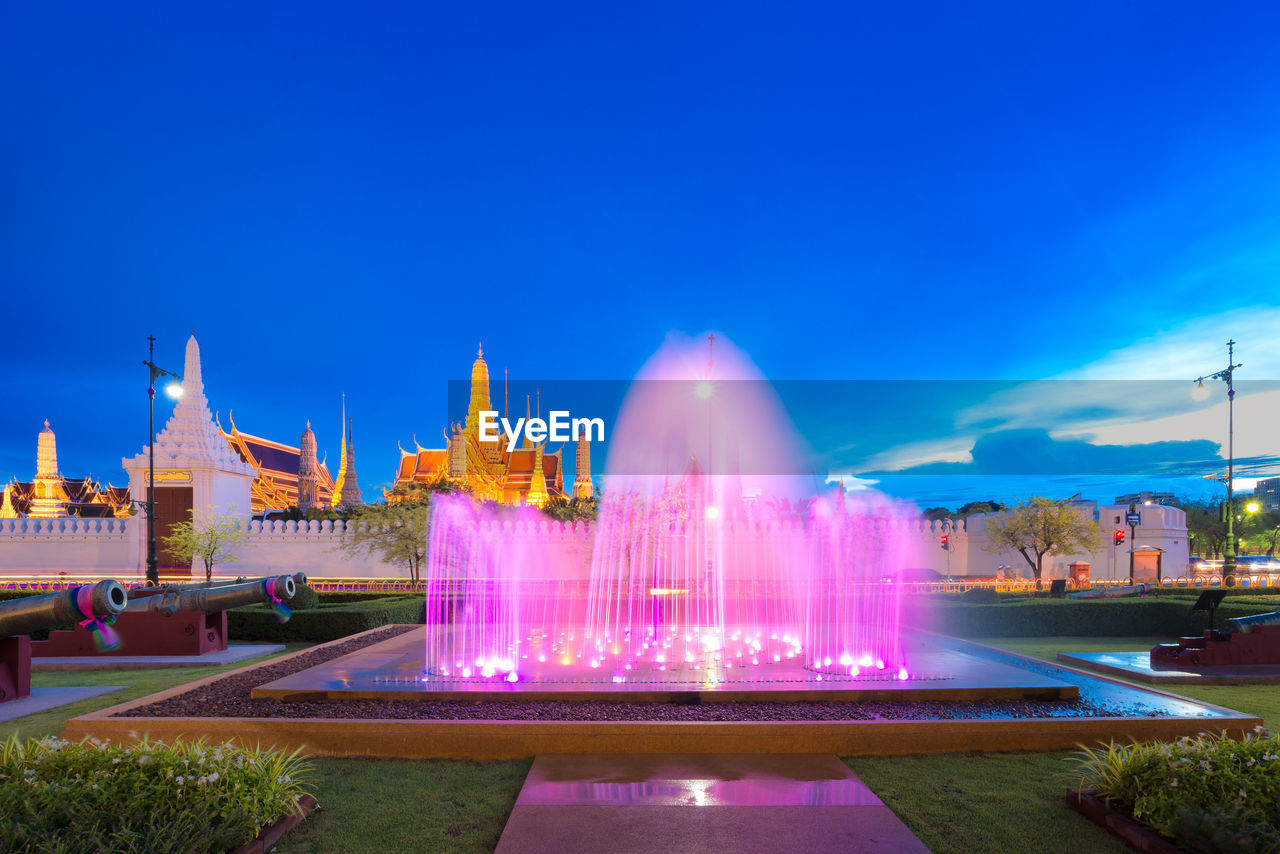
xmin=118 ymin=627 xmax=1160 ymax=722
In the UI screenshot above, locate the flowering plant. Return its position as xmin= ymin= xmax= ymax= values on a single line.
xmin=1074 ymin=728 xmax=1280 ymax=853
xmin=0 ymin=735 xmax=312 ymax=854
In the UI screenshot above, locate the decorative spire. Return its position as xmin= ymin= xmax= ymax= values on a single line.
xmin=573 ymin=428 xmax=594 ymax=500
xmin=36 ymin=420 xmax=58 ymax=480
xmin=124 ymin=334 xmax=251 ymax=478
xmin=464 ymin=346 xmax=493 ymax=446
xmin=522 ymin=395 xmax=532 ymax=450
xmin=30 ymin=420 xmax=66 ymax=519
xmin=183 ymin=334 xmax=204 ymax=398
xmin=337 ymin=415 xmax=363 ymax=509
xmin=298 ymin=421 xmax=320 ymax=510
xmin=332 ymin=393 xmax=347 ymax=507
xmin=0 ymin=484 xmax=17 ymax=519
xmin=527 ymin=441 xmax=549 ymax=508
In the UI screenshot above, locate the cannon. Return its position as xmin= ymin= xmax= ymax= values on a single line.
xmin=1067 ymin=583 xmax=1149 ymax=600
xmin=0 ymin=581 xmax=128 ymax=702
xmin=32 ymin=574 xmax=306 ymax=659
xmin=126 ymin=574 xmax=302 ymax=616
xmin=1151 ymin=608 xmax=1280 ymax=670
xmin=1223 ymin=610 xmax=1280 ymax=634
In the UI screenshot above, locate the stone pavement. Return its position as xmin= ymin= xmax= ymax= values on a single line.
xmin=0 ymin=686 xmax=126 ymax=723
xmin=31 ymin=643 xmax=285 ymax=671
xmin=495 ymin=753 xmax=930 ymax=854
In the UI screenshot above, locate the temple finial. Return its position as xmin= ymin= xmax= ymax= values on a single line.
xmin=478 ymin=341 xmax=483 ymax=358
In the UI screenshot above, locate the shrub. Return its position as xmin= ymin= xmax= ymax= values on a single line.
xmin=316 ymin=591 xmax=398 ymax=604
xmin=287 ymin=581 xmax=319 ymax=611
xmin=958 ymin=586 xmax=998 ymax=604
xmin=1074 ymin=729 xmax=1280 ymax=853
xmin=0 ymin=735 xmax=311 ymax=854
xmin=926 ymin=597 xmax=1278 ymax=637
xmin=229 ymin=596 xmax=424 ymax=642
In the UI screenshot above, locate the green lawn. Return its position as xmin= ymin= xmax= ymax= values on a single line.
xmin=844 ymin=635 xmax=1280 ymax=854
xmin=6 ymin=635 xmax=1275 ymax=853
xmin=975 ymin=635 xmax=1280 ymax=730
xmin=271 ymin=757 xmax=530 ymax=854
xmin=0 ymin=644 xmax=312 ymax=742
xmin=845 ymin=751 xmax=1129 ymax=854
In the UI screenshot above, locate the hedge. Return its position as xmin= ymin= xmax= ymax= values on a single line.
xmin=927 ymin=597 xmax=1280 ymax=638
xmin=228 ymin=595 xmax=424 ymax=642
xmin=315 ymin=591 xmax=399 ymax=605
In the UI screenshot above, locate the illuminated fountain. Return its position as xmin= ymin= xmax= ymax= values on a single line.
xmin=422 ymin=334 xmax=920 ymax=687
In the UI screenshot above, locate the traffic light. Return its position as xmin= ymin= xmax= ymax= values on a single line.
xmin=1113 ymin=529 xmax=1125 ymax=546
xmin=940 ymin=534 xmax=950 ymax=551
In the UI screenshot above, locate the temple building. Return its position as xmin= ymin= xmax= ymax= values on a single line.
xmin=218 ymin=412 xmax=337 ymax=514
xmin=394 ymin=346 xmax=578 ymax=506
xmin=0 ymin=420 xmax=130 ymax=519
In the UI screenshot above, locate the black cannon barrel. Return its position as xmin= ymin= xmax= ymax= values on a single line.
xmin=0 ymin=581 xmax=128 ymax=638
xmin=1224 ymin=611 xmax=1280 ymax=634
xmin=126 ymin=574 xmax=299 ymax=617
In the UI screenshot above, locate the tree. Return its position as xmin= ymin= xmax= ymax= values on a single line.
xmin=280 ymin=504 xmax=346 ymax=523
xmin=958 ymin=500 xmax=1005 ymax=517
xmin=162 ymin=509 xmax=247 ymax=582
xmin=384 ymin=476 xmax=470 ymax=505
xmin=542 ymin=495 xmax=599 ymax=523
xmin=981 ymin=497 xmax=1103 ymax=586
xmin=343 ymin=501 xmax=432 ymax=583
xmin=920 ymin=500 xmax=1004 ymax=522
xmin=1179 ymin=497 xmax=1227 ymax=558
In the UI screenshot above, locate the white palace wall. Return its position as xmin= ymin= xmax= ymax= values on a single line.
xmin=0 ymin=504 xmax=1193 ymax=582
xmin=902 ymin=504 xmax=1191 ymax=581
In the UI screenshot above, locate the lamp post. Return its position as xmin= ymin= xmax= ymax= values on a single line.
xmin=143 ymin=335 xmax=182 ymax=586
xmin=1194 ymin=340 xmax=1242 ymax=586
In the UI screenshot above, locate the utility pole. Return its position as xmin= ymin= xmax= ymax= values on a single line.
xmin=1194 ymin=340 xmax=1242 ymax=586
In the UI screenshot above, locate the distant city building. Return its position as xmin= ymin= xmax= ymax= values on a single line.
xmin=1114 ymin=492 xmax=1177 ymax=506
xmin=395 ymin=346 xmax=566 ymax=506
xmin=1255 ymin=477 xmax=1280 ymax=513
xmin=0 ymin=420 xmax=129 ymax=519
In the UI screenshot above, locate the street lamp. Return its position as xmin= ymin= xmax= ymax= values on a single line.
xmin=1194 ymin=340 xmax=1242 ymax=585
xmin=143 ymin=335 xmax=182 ymax=586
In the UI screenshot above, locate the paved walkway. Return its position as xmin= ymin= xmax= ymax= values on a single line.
xmin=31 ymin=643 xmax=285 ymax=671
xmin=495 ymin=754 xmax=930 ymax=854
xmin=0 ymin=686 xmax=126 ymax=723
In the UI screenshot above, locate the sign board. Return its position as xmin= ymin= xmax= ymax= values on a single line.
xmin=145 ymin=471 xmax=193 ymax=484
xmin=1125 ymin=513 xmax=1141 ymax=526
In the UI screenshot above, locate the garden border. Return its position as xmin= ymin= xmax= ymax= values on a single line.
xmin=61 ymin=628 xmax=1263 ymax=759
xmin=1066 ymin=789 xmax=1184 ymax=854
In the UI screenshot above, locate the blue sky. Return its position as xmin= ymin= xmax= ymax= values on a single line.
xmin=2 ymin=1 xmax=1278 ymax=506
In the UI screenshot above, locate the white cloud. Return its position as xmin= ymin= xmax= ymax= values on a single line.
xmin=823 ymin=475 xmax=881 ymax=492
xmin=854 ymin=436 xmax=975 ymax=472
xmin=1062 ymin=306 xmax=1280 ymax=381
xmin=847 ymin=307 xmax=1280 ymax=477
xmin=1052 ymin=388 xmax=1280 ymax=471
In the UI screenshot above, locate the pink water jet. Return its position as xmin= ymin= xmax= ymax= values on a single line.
xmin=423 ymin=333 xmax=920 ymax=685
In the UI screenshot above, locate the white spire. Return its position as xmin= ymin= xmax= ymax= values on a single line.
xmin=182 ymin=334 xmax=204 ymax=398
xmin=125 ymin=334 xmax=253 ymax=475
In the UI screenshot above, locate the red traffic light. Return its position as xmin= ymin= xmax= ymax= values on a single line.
xmin=940 ymin=534 xmax=950 ymax=550
xmin=1113 ymin=530 xmax=1125 ymax=545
